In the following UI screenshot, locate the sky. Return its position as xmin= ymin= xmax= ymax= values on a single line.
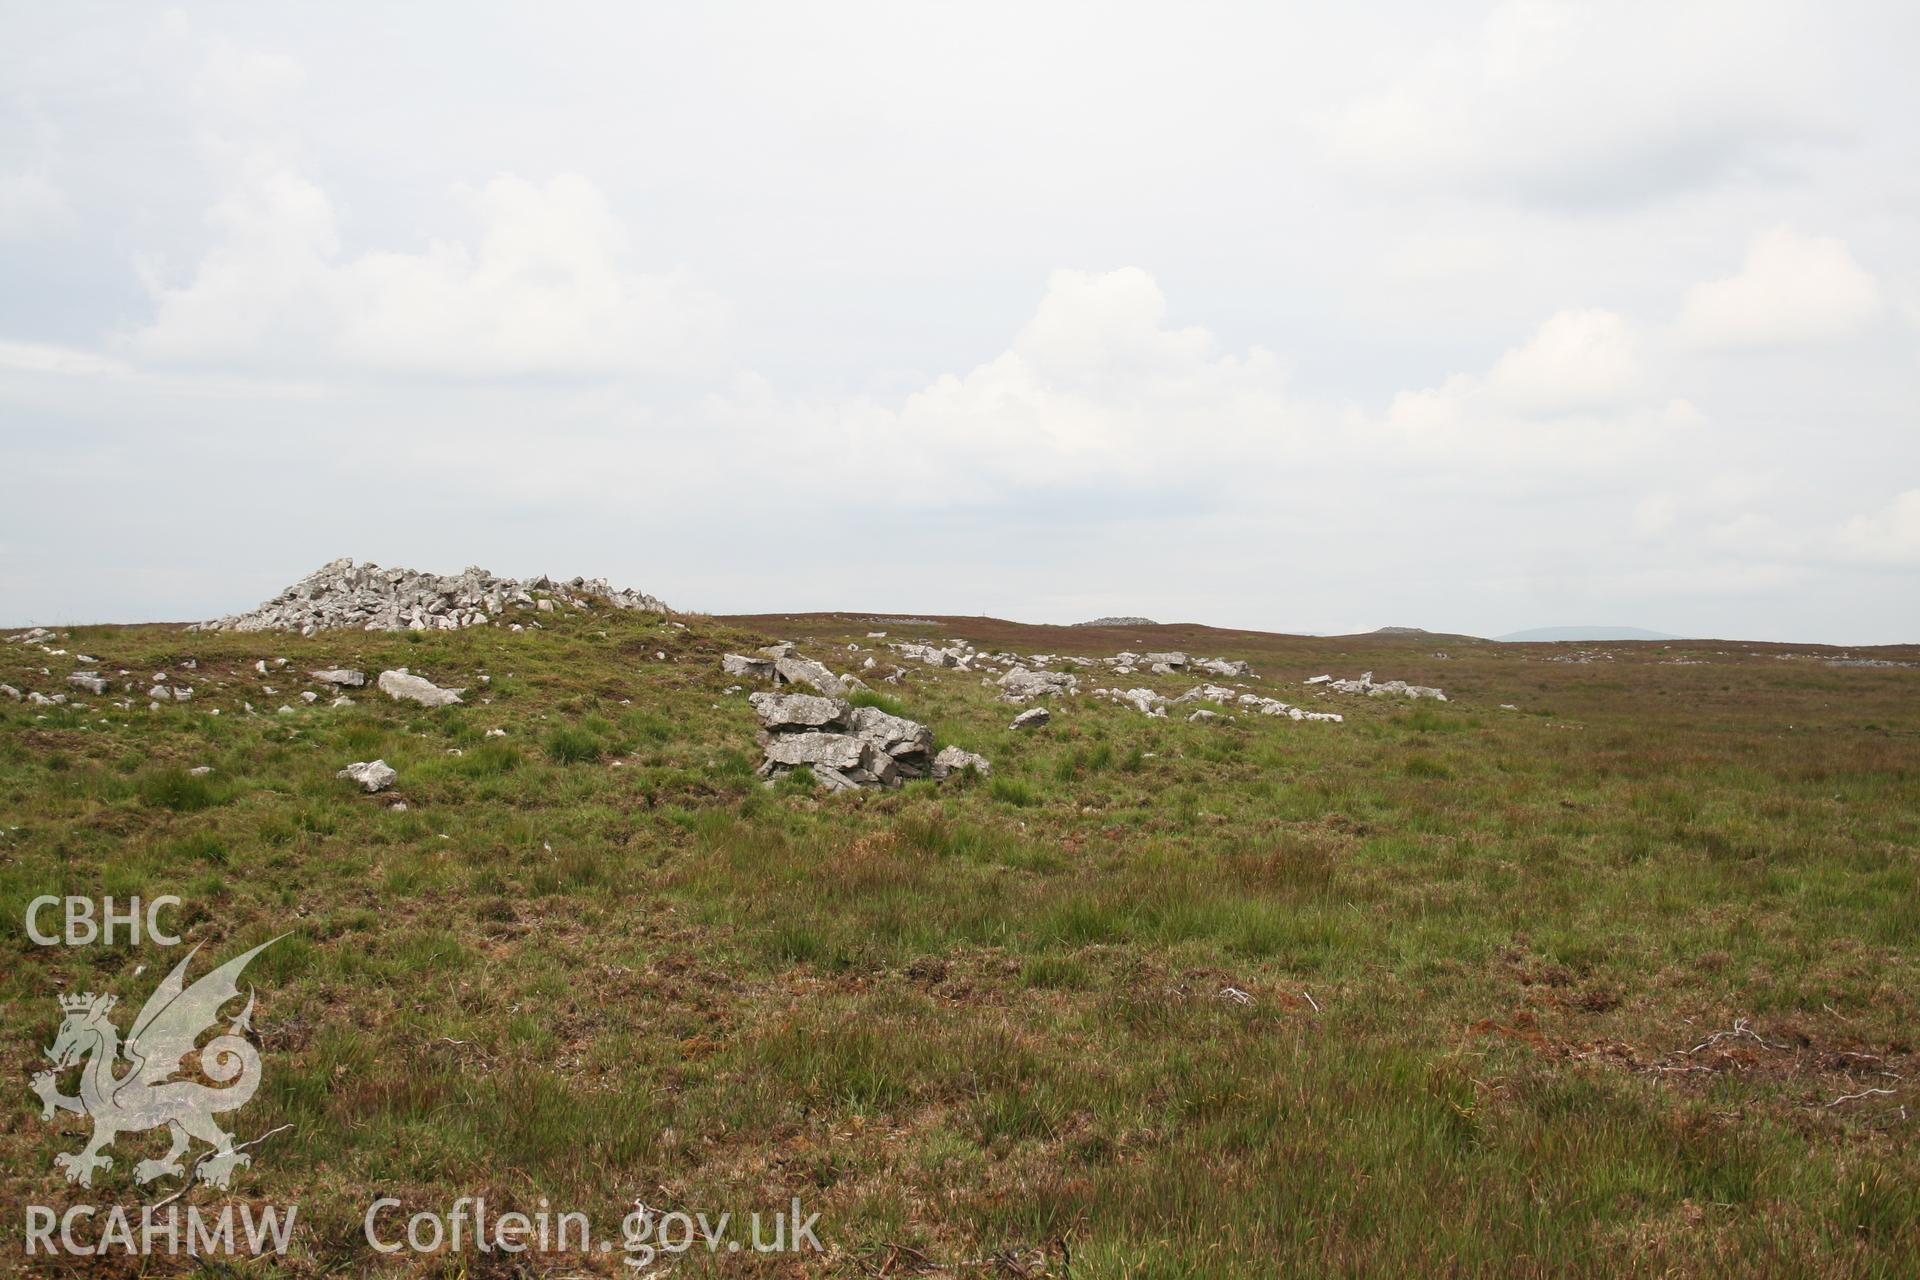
xmin=1 ymin=2 xmax=1916 ymax=643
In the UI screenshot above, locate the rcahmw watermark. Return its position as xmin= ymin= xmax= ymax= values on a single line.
xmin=25 ymin=1203 xmax=297 ymax=1258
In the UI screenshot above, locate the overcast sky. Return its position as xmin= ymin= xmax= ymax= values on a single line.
xmin=2 ymin=2 xmax=1916 ymax=642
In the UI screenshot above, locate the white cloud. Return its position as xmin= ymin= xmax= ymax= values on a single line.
xmin=1675 ymin=227 xmax=1881 ymax=350
xmin=695 ymin=268 xmax=1304 ymax=503
xmin=1376 ymin=307 xmax=1689 ymax=473
xmin=0 ymin=340 xmax=129 ymax=378
xmin=1835 ymin=490 xmax=1920 ymax=566
xmin=131 ymin=167 xmax=727 ymax=378
xmin=1319 ymin=1 xmax=1828 ymax=209
xmin=1484 ymin=309 xmax=1643 ymax=415
xmin=0 ymin=172 xmax=64 ymax=239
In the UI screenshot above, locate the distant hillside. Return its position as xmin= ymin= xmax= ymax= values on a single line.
xmin=1359 ymin=626 xmax=1488 ymax=644
xmin=1497 ymin=626 xmax=1680 ymax=643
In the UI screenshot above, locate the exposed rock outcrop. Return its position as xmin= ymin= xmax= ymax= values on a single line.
xmin=749 ymin=691 xmax=977 ymax=791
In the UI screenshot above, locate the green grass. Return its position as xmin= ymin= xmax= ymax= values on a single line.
xmin=1 ymin=608 xmax=1917 ymax=1276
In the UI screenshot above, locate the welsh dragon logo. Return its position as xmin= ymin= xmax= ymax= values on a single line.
xmin=31 ymin=938 xmax=281 ymax=1189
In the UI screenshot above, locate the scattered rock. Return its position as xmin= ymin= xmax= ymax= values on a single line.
xmin=309 ymin=668 xmax=367 ymax=687
xmin=377 ymin=668 xmax=465 ymax=707
xmin=1321 ymin=671 xmax=1447 ymax=700
xmin=895 ymin=641 xmax=969 ymax=668
xmin=0 ymin=684 xmax=19 ymax=700
xmin=147 ymin=685 xmax=172 ymax=702
xmin=1074 ymin=616 xmax=1157 ymax=626
xmin=1096 ymin=687 xmax=1168 ymax=717
xmin=67 ymin=672 xmax=109 ymax=695
xmin=1011 ymin=706 xmax=1050 ymax=730
xmin=188 ymin=766 xmax=212 ymax=776
xmin=998 ymin=667 xmax=1080 ymax=703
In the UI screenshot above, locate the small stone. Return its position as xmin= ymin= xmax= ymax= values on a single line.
xmin=931 ymin=745 xmax=991 ymax=781
xmin=1011 ymin=707 xmax=1051 ymax=730
xmin=336 ymin=759 xmax=397 ymax=792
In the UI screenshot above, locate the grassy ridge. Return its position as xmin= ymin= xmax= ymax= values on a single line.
xmin=2 ymin=609 xmax=1917 ymax=1276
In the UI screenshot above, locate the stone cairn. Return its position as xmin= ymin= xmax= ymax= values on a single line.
xmin=190 ymin=558 xmax=669 ymax=635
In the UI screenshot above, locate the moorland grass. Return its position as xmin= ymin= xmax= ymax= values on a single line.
xmin=1 ymin=609 xmax=1916 ymax=1276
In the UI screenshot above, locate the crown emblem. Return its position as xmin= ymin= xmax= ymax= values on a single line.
xmin=59 ymin=992 xmax=107 ymax=1013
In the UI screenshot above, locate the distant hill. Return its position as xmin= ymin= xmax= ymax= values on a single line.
xmin=1497 ymin=626 xmax=1680 ymax=643
xmin=1357 ymin=626 xmax=1487 ymax=644
xmin=1073 ymin=616 xmax=1158 ymax=627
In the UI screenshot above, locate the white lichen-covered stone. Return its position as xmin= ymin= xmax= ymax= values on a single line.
xmin=749 ymin=691 xmax=850 ymax=730
xmin=336 ymin=759 xmax=397 ymax=792
xmin=377 ymin=668 xmax=465 ymax=707
xmin=997 ymin=667 xmax=1080 ymax=703
xmin=722 ymin=653 xmax=776 ymax=680
xmin=930 ymin=746 xmax=992 ymax=781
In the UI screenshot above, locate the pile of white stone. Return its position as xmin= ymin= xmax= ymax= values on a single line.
xmin=190 ymin=558 xmax=670 ymax=635
xmin=750 ymin=691 xmax=987 ymax=791
xmin=1306 ymin=672 xmax=1447 ymax=701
